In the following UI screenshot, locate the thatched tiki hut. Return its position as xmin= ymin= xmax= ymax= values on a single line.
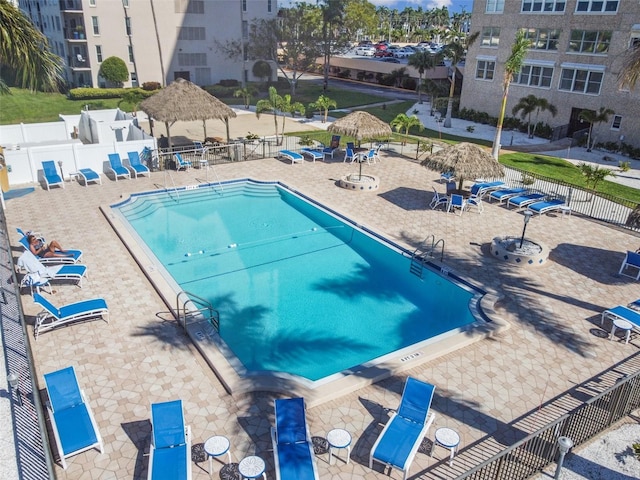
xmin=421 ymin=142 xmax=504 ymax=190
xmin=139 ymin=78 xmax=237 ymax=148
xmin=327 ymin=111 xmax=392 ymax=146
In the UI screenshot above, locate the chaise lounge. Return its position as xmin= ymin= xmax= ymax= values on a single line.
xmin=17 ymin=250 xmax=87 ymax=294
xmin=279 ymin=150 xmax=304 ymax=165
xmin=148 ymin=399 xmax=192 ymax=480
xmin=33 ymin=292 xmax=109 ymax=340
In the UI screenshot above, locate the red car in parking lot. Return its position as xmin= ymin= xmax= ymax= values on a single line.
xmin=374 ymin=49 xmax=394 ymax=57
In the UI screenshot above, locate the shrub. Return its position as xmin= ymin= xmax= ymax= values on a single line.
xmin=356 ymin=71 xmax=365 ymax=81
xmin=402 ymin=77 xmax=417 ymax=91
xmin=68 ymin=87 xmax=155 ymax=100
xmin=466 ymin=126 xmax=475 ymax=133
xmin=619 ymin=161 xmax=631 ymax=172
xmin=98 ymin=56 xmax=129 ymax=87
xmin=219 ymin=79 xmax=240 ymax=87
xmin=142 ymin=81 xmax=161 ymax=91
xmin=298 ymin=135 xmax=315 ymax=146
xmin=337 ymin=69 xmax=351 ymax=79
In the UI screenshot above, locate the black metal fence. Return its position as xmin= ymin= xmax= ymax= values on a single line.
xmin=457 ymin=370 xmax=640 ymax=480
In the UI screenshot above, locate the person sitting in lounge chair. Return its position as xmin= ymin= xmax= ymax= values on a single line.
xmin=28 ymin=235 xmax=72 ymax=258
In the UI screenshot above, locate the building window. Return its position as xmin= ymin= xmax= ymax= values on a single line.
xmin=89 ymin=0 xmax=96 ymax=6
xmin=610 ymin=115 xmax=622 ymax=130
xmin=476 ymin=60 xmax=495 ymax=80
xmin=55 ymin=16 xmax=61 ymax=31
xmin=96 ymin=45 xmax=103 ymax=62
xmin=242 ymin=21 xmax=248 ymax=40
xmin=131 ymin=72 xmax=138 ymax=87
xmin=575 ymin=1 xmax=618 ymax=13
xmin=128 ymin=45 xmax=134 ymax=63
xmin=125 ymin=17 xmax=131 ymax=36
xmin=92 ymin=16 xmax=99 ymax=35
xmin=178 ymin=27 xmax=205 ymax=41
xmin=522 ymin=1 xmax=566 ymax=12
xmin=514 ymin=64 xmax=554 ymax=87
xmin=178 ymin=53 xmax=207 ymax=66
xmin=521 ymin=28 xmax=560 ymax=50
xmin=486 ymin=0 xmax=504 ymax=13
xmin=559 ymin=66 xmax=604 ymax=94
xmin=175 ymin=0 xmax=204 ymax=14
xmin=481 ymin=27 xmax=500 ymax=48
xmin=123 ymin=0 xmax=129 ymax=7
xmin=267 ymin=0 xmax=272 ymax=13
xmin=242 ymin=0 xmax=247 ymax=12
xmin=568 ymin=30 xmax=612 ymax=54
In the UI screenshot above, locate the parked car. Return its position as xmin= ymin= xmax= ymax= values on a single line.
xmin=374 ymin=50 xmax=394 ymax=58
xmin=358 ymin=40 xmax=373 ymax=47
xmin=378 ymin=57 xmax=401 ymax=63
xmin=394 ymin=47 xmax=414 ymax=58
xmin=375 ymin=43 xmax=389 ymax=51
xmin=354 ymin=45 xmax=376 ymax=56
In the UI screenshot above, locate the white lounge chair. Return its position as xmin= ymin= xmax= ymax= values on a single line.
xmin=301 ymin=148 xmax=324 ymax=162
xmin=127 ymin=151 xmax=151 ymax=178
xmin=17 ymin=250 xmax=87 ymax=294
xmin=108 ymin=153 xmax=131 ymax=181
xmin=527 ymin=198 xmax=566 ymax=216
xmin=77 ymin=168 xmax=102 ymax=186
xmin=42 ymin=160 xmax=64 ymax=190
xmin=430 ymin=188 xmax=448 ymax=210
xmin=33 ymin=292 xmax=109 ymax=340
xmin=279 ymin=150 xmax=304 ymax=165
xmin=148 ymin=399 xmax=192 ymax=480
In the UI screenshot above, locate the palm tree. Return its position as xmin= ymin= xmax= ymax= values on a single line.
xmin=0 ymin=0 xmax=64 ymax=94
xmin=309 ymin=95 xmax=337 ymax=123
xmin=390 ymin=113 xmax=424 ymax=145
xmin=578 ymin=107 xmax=614 ymax=152
xmin=407 ymin=50 xmax=440 ymax=104
xmin=619 ymin=44 xmax=640 ymax=89
xmin=442 ymin=31 xmax=478 ymax=128
xmin=255 ymin=86 xmax=283 ymax=144
xmin=491 ymin=30 xmax=531 ymax=159
xmin=278 ymin=94 xmax=305 ymax=138
xmin=512 ymin=95 xmax=557 ymax=139
xmin=577 ymin=163 xmax=615 ymax=201
xmin=233 ymin=86 xmax=257 ymax=109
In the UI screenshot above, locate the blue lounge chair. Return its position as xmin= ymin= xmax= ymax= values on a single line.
xmin=107 ymin=153 xmax=131 ymax=181
xmin=33 ymin=292 xmax=109 ymax=340
xmin=148 ymin=400 xmax=191 ymax=480
xmin=343 ymin=148 xmax=356 ymax=163
xmin=279 ymin=150 xmax=304 ymax=165
xmin=174 ymin=153 xmax=192 ymax=171
xmin=18 ymin=234 xmax=83 ymax=265
xmin=618 ymin=250 xmax=640 ymax=280
xmin=440 ymin=172 xmax=455 ymax=183
xmin=127 ymin=151 xmax=151 ymax=178
xmin=370 ymin=377 xmax=436 ymax=480
xmin=601 ymin=305 xmax=640 ymax=342
xmin=527 ymin=198 xmax=566 ymax=216
xmin=489 ymin=187 xmax=527 ymax=204
xmin=43 ymin=366 xmax=104 ymax=469
xmin=271 ymin=397 xmax=319 ymax=480
xmin=42 ymin=160 xmax=64 ymax=190
xmin=322 ymin=134 xmax=341 ymax=159
xmin=18 ymin=250 xmax=87 ymax=294
xmin=77 ymin=168 xmax=102 ymax=186
xmin=300 ymin=148 xmax=324 ymax=162
xmin=507 ymin=193 xmax=546 ymax=210
xmin=470 ymin=181 xmax=504 ymax=195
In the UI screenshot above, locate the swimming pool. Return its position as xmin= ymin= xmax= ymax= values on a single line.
xmin=110 ymin=180 xmax=492 ymax=391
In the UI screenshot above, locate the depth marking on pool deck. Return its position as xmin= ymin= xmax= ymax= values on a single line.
xmin=400 ymin=351 xmax=424 ymax=362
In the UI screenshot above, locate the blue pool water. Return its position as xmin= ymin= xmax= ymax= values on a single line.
xmin=113 ymin=180 xmax=483 ymax=381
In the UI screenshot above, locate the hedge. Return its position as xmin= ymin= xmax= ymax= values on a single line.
xmin=68 ymin=87 xmax=159 ymax=100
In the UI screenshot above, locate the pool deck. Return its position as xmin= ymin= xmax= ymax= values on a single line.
xmin=5 ymin=151 xmax=640 ymax=479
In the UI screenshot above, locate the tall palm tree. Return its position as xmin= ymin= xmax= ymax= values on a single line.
xmin=255 ymin=86 xmax=283 ymax=144
xmin=309 ymin=94 xmax=337 ymax=123
xmin=278 ymin=94 xmax=305 ymax=138
xmin=233 ymin=86 xmax=257 ymax=109
xmin=491 ymin=30 xmax=531 ymax=159
xmin=390 ymin=113 xmax=424 ymax=145
xmin=512 ymin=95 xmax=557 ymax=139
xmin=407 ymin=50 xmax=440 ymax=104
xmin=442 ymin=31 xmax=478 ymax=128
xmin=619 ymin=44 xmax=640 ymax=90
xmin=579 ymin=107 xmax=614 ymax=152
xmin=0 ymin=0 xmax=63 ymax=94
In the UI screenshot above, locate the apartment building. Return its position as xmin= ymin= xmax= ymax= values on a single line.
xmin=460 ymin=0 xmax=640 ymax=149
xmin=19 ymin=0 xmax=277 ymax=88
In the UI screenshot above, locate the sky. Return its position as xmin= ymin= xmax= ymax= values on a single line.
xmin=282 ymin=1 xmax=475 ymax=13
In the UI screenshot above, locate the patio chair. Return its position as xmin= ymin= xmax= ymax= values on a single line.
xmin=467 ymin=193 xmax=484 ymax=213
xmin=127 ymin=151 xmax=151 ymax=178
xmin=271 ymin=397 xmax=319 ymax=480
xmin=526 ymin=198 xmax=565 ymax=216
xmin=77 ymin=168 xmax=102 ymax=186
xmin=301 ymin=148 xmax=324 ymax=162
xmin=429 ymin=188 xmax=448 ymax=210
xmin=346 ymin=142 xmax=355 ymax=151
xmin=445 ymin=181 xmax=456 ymax=195
xmin=447 ymin=194 xmax=466 ymax=215
xmin=279 ymin=150 xmax=304 ymax=165
xmin=148 ymin=399 xmax=192 ymax=480
xmin=369 ymin=377 xmax=436 ymax=480
xmin=42 ymin=160 xmax=64 ymax=190
xmin=321 ymin=134 xmax=341 ymax=159
xmin=489 ymin=187 xmax=527 ymax=204
xmin=618 ymin=250 xmax=640 ymax=280
xmin=43 ymin=366 xmax=104 ymax=469
xmin=507 ymin=193 xmax=546 ymax=210
xmin=440 ymin=172 xmax=455 ymax=183
xmin=470 ymin=181 xmax=505 ymax=196
xmin=17 ymin=250 xmax=87 ymax=294
xmin=33 ymin=292 xmax=109 ymax=340
xmin=174 ymin=153 xmax=192 ymax=171
xmin=343 ymin=148 xmax=356 ymax=163
xmin=192 ymin=141 xmax=210 ymax=168
xmin=17 ymin=234 xmax=83 ymax=265
xmin=107 ymin=153 xmax=131 ymax=181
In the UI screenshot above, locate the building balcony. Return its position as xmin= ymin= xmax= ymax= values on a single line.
xmin=59 ymin=0 xmax=83 ymax=12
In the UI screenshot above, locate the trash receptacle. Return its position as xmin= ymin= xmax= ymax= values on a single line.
xmin=0 ymin=148 xmax=9 ymax=193
xmin=232 ymin=143 xmax=243 ymax=162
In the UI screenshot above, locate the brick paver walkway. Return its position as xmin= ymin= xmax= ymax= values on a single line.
xmin=5 ymin=151 xmax=639 ymax=479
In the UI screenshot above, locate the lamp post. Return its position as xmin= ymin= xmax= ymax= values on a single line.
xmin=554 ymin=436 xmax=573 ymax=479
xmin=519 ymin=210 xmax=533 ymax=249
xmin=7 ymin=372 xmax=22 ymax=407
xmin=57 ymin=160 xmax=64 ymax=182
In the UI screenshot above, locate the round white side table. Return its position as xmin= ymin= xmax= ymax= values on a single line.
xmin=433 ymin=427 xmax=460 ymax=466
xmin=238 ymin=455 xmax=266 ymax=480
xmin=203 ymin=435 xmax=231 ymax=476
xmin=327 ymin=428 xmax=351 ymax=465
xmin=610 ymin=318 xmax=632 ymax=344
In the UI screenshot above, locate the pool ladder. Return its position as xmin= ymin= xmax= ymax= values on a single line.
xmin=410 ymin=235 xmax=444 ymax=278
xmin=176 ymin=291 xmax=219 ymax=335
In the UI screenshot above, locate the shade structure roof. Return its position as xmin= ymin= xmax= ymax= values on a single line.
xmin=139 ymin=78 xmax=236 ymax=123
xmin=421 ymin=142 xmax=504 ymax=181
xmin=327 ymin=111 xmax=392 ymax=141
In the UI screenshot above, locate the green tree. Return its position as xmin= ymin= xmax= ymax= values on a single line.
xmin=309 ymin=95 xmax=337 ymax=123
xmin=390 ymin=113 xmax=424 ymax=145
xmin=579 ymin=107 xmax=615 ymax=152
xmin=99 ymin=56 xmax=129 ymax=87
xmin=320 ymin=0 xmax=347 ymax=93
xmin=343 ymin=0 xmax=377 ymax=42
xmin=252 ymin=60 xmax=272 ymax=85
xmin=255 ymin=86 xmax=283 ymax=144
xmin=0 ymin=0 xmax=63 ymax=94
xmin=442 ymin=31 xmax=478 ymax=128
xmin=491 ymin=30 xmax=531 ymax=159
xmin=234 ymin=86 xmax=257 ymax=109
xmin=408 ymin=50 xmax=441 ymax=104
xmin=512 ymin=95 xmax=557 ymax=139
xmin=118 ymin=89 xmax=145 ymax=113
xmin=577 ymin=163 xmax=615 ymax=201
xmin=278 ymin=94 xmax=305 ymax=138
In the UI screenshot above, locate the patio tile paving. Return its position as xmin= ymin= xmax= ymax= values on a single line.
xmin=5 ymin=151 xmax=639 ymax=479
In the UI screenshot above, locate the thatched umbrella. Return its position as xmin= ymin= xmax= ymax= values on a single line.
xmin=139 ymin=77 xmax=237 ymax=148
xmin=327 ymin=111 xmax=392 ymax=144
xmin=421 ymin=142 xmax=504 ymax=190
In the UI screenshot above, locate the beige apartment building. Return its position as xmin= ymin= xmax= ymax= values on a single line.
xmin=19 ymin=0 xmax=277 ymax=88
xmin=460 ymin=0 xmax=640 ymax=149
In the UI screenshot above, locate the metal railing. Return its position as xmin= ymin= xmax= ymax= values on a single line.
xmin=176 ymin=291 xmax=219 ymax=334
xmin=457 ymin=370 xmax=640 ymax=480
